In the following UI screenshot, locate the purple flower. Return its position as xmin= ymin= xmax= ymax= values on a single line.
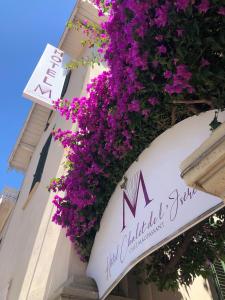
xmin=105 ymin=0 xmax=112 ymax=6
xmin=197 ymin=0 xmax=210 ymax=13
xmin=175 ymin=0 xmax=190 ymax=11
xmin=155 ymin=34 xmax=164 ymax=41
xmin=165 ymin=84 xmax=182 ymax=95
xmin=176 ymin=29 xmax=184 ymax=37
xmin=142 ymin=109 xmax=150 ymax=119
xmin=157 ymin=45 xmax=167 ymax=55
xmin=176 ymin=64 xmax=192 ymax=80
xmin=154 ymin=5 xmax=168 ymax=27
xmin=98 ymin=9 xmax=104 ymax=16
xmin=136 ymin=26 xmax=146 ymax=38
xmin=164 ymin=70 xmax=172 ymax=79
xmin=82 ymin=19 xmax=88 ymax=26
xmin=164 ymin=64 xmax=193 ymax=95
xmin=201 ymin=58 xmax=210 ymax=67
xmin=173 ymin=58 xmax=179 ymax=65
xmin=128 ymin=100 xmax=140 ymax=112
xmin=218 ymin=7 xmax=225 ymax=16
xmin=148 ymin=97 xmax=159 ymax=105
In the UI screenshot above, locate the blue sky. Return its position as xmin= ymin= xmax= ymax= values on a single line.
xmin=0 ymin=0 xmax=76 ymax=192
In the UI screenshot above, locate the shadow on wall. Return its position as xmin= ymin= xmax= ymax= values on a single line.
xmin=43 ymin=229 xmax=86 ymax=300
xmin=140 ymin=277 xmax=216 ymax=300
xmin=151 ymin=284 xmax=183 ymax=300
xmin=179 ymin=277 xmax=216 ymax=300
xmin=207 ymin=276 xmax=220 ymax=300
xmin=43 ymin=229 xmax=71 ymax=300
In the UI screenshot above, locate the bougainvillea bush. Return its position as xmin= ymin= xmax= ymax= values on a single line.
xmin=49 ymin=0 xmax=225 ymax=290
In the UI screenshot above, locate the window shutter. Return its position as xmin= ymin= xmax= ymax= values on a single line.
xmin=60 ymin=69 xmax=72 ymax=99
xmin=30 ymin=134 xmax=52 ymax=193
xmin=211 ymin=259 xmax=225 ymax=300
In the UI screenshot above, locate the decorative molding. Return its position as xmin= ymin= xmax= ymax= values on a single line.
xmin=48 ymin=275 xmax=135 ymax=300
xmin=181 ymin=122 xmax=225 ymax=200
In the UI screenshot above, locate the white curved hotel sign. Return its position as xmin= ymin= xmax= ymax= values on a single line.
xmin=87 ymin=110 xmax=225 ymax=299
xmin=23 ymin=44 xmax=70 ymax=108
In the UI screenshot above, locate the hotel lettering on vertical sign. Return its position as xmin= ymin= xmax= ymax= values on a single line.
xmin=86 ymin=110 xmax=225 ymax=300
xmin=23 ymin=44 xmax=70 ymax=108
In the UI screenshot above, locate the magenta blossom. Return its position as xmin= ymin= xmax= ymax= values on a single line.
xmin=142 ymin=109 xmax=150 ymax=119
xmin=201 ymin=58 xmax=210 ymax=67
xmin=218 ymin=7 xmax=225 ymax=16
xmin=154 ymin=4 xmax=168 ymax=27
xmin=51 ymin=0 xmax=223 ymax=263
xmin=197 ymin=0 xmax=210 ymax=13
xmin=157 ymin=45 xmax=167 ymax=55
xmin=148 ymin=97 xmax=159 ymax=105
xmin=176 ymin=64 xmax=192 ymax=80
xmin=164 ymin=64 xmax=193 ymax=95
xmin=175 ymin=0 xmax=190 ymax=11
xmin=155 ymin=34 xmax=164 ymax=41
xmin=173 ymin=58 xmax=179 ymax=65
xmin=128 ymin=100 xmax=140 ymax=112
xmin=176 ymin=29 xmax=184 ymax=37
xmin=164 ymin=70 xmax=172 ymax=79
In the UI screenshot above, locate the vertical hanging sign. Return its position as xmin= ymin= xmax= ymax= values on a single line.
xmin=23 ymin=44 xmax=70 ymax=108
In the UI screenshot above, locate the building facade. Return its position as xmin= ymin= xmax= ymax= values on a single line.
xmin=0 ymin=1 xmax=223 ymax=299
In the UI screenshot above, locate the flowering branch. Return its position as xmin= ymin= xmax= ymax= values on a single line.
xmin=51 ymin=0 xmax=225 ymax=290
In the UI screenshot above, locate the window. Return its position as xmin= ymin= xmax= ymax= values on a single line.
xmin=30 ymin=134 xmax=52 ymax=192
xmin=60 ymin=69 xmax=72 ymax=99
xmin=23 ymin=134 xmax=52 ymax=209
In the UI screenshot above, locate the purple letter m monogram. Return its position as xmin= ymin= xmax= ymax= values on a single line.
xmin=122 ymin=171 xmax=152 ymax=231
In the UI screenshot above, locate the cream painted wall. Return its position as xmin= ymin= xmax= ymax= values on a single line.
xmin=178 ymin=276 xmax=215 ymax=300
xmin=0 ymin=114 xmax=72 ymax=300
xmin=137 ymin=277 xmax=216 ymax=300
xmin=0 ymin=45 xmax=106 ymax=300
xmin=0 ymin=114 xmax=61 ymax=299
